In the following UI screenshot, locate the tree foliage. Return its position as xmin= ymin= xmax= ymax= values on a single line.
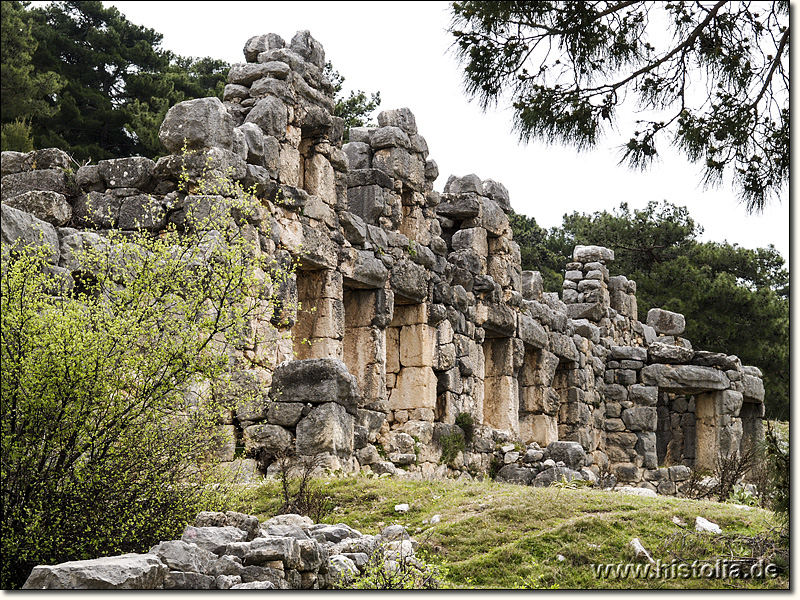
xmin=0 ymin=174 xmax=285 ymax=587
xmin=0 ymin=1 xmax=228 ymax=162
xmin=510 ymin=200 xmax=788 ymax=418
xmin=450 ymin=1 xmax=789 ymax=211
xmin=325 ymin=61 xmax=381 ymax=140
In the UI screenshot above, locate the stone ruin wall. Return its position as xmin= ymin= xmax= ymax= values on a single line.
xmin=0 ymin=31 xmax=767 ymax=495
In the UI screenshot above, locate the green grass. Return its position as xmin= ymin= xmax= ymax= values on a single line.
xmin=230 ymin=476 xmax=788 ymax=589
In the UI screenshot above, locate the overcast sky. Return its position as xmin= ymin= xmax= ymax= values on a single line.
xmin=98 ymin=1 xmax=791 ymax=267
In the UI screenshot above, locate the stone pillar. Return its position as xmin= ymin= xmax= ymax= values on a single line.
xmin=562 ymin=245 xmax=614 ymax=323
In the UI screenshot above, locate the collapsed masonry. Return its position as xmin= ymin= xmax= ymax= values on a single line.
xmin=0 ymin=31 xmax=766 ymax=494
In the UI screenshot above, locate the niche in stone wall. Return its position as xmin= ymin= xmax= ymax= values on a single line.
xmin=655 ymin=393 xmax=696 ymax=467
xmin=342 ymin=287 xmax=388 ymax=408
xmin=739 ymin=401 xmax=764 ymax=458
xmin=292 ymin=269 xmax=343 ymax=361
xmin=482 ymin=337 xmax=523 ymax=434
xmin=386 ymin=302 xmax=437 ymax=422
xmin=517 ymin=346 xmax=561 ymax=445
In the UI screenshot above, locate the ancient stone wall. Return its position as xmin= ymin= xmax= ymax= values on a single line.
xmin=0 ymin=30 xmax=766 ymax=494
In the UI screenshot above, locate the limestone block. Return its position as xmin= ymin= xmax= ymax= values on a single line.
xmin=547 ymin=441 xmax=587 ymax=470
xmin=399 ymin=324 xmax=435 ymax=367
xmin=369 ymin=126 xmax=411 ymax=150
xmin=269 ymin=359 xmax=360 ymax=413
xmin=483 ymin=375 xmax=519 ymax=433
xmin=385 ymin=327 xmax=400 ymax=374
xmin=641 ymin=364 xmax=729 ymax=394
xmin=159 ymin=97 xmax=234 ymax=153
xmin=377 ymin=108 xmax=418 ymax=135
xmin=343 ymin=142 xmax=372 ymax=170
xmin=389 ymin=367 xmax=437 ymax=410
xmin=437 ymin=193 xmax=481 ymax=219
xmin=23 ymin=554 xmax=169 ymax=589
xmin=520 ymin=387 xmax=561 ymax=416
xmin=2 ymin=168 xmax=69 ymax=202
xmin=517 ymin=314 xmax=548 ymax=349
xmin=98 ymin=157 xmax=156 ymax=190
xmin=646 ymin=308 xmax=686 ymax=336
xmin=451 ymin=227 xmax=488 ymax=256
xmin=296 ymin=402 xmax=354 ymax=458
xmin=1 ymin=203 xmax=60 ymax=264
xmin=481 ymin=178 xmax=511 ymax=212
xmin=372 ymin=147 xmax=425 ymax=191
xmin=3 ymin=190 xmax=71 ymax=227
xmin=621 ymin=407 xmax=657 ymax=431
xmin=549 ymin=332 xmax=579 ymax=363
xmin=303 ymin=152 xmax=336 ymax=206
xmin=243 ymin=423 xmax=293 ymax=456
xmin=573 ymin=245 xmax=614 ymax=263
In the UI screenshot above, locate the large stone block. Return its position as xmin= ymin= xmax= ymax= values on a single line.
xmin=621 ymin=407 xmax=657 ymax=431
xmin=245 ymin=96 xmax=288 ymax=139
xmin=159 ymin=97 xmax=234 ymax=153
xmin=519 ymin=414 xmax=558 ymax=446
xmin=1 ymin=203 xmax=60 ymax=264
xmin=390 ymin=260 xmax=427 ymax=303
xmin=295 ymin=402 xmax=354 ymax=458
xmin=646 ymin=308 xmax=686 ymax=336
xmin=483 ymin=375 xmax=519 ymax=433
xmin=269 ymin=359 xmax=360 ymax=413
xmin=23 ymin=554 xmax=168 ymax=589
xmin=243 ymin=424 xmax=293 ymax=457
xmin=641 ymin=364 xmax=729 ymax=394
xmin=573 ymin=245 xmax=614 ymax=263
xmin=389 ymin=366 xmax=437 ymax=411
xmin=3 ymin=190 xmax=72 ymax=226
xmin=399 ymin=323 xmax=435 ymax=367
xmin=1 ymin=168 xmax=68 ymax=200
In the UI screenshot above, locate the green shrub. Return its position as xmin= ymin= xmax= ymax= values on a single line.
xmin=454 ymin=412 xmax=474 ymax=444
xmin=0 ymin=118 xmax=34 ymax=152
xmin=763 ymin=424 xmax=789 ymax=526
xmin=0 ymin=181 xmax=283 ymax=587
xmin=439 ymin=432 xmax=464 ymax=465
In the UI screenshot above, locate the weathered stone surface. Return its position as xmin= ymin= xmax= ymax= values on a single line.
xmin=3 ymin=190 xmax=71 ymax=226
xmin=1 ymin=203 xmax=60 ymax=264
xmin=648 ymin=342 xmax=694 ymax=364
xmin=98 ymin=157 xmax=156 ymax=190
xmin=181 ymin=526 xmax=248 ymax=553
xmin=547 ymin=441 xmax=587 ymax=470
xmin=245 ymin=536 xmax=301 ymax=569
xmin=495 ymin=464 xmax=535 ymax=485
xmin=1 ymin=168 xmax=68 ymax=200
xmin=163 ymin=572 xmax=216 ymax=590
xmin=243 ymin=423 xmax=293 ymax=456
xmin=149 ymin=540 xmax=216 ymax=574
xmin=646 ymin=308 xmax=686 ymax=336
xmin=269 ymin=359 xmax=360 ymax=412
xmin=641 ymin=364 xmax=729 ymax=393
xmin=245 ymin=96 xmax=288 ymax=139
xmin=533 ymin=466 xmax=582 ymax=487
xmin=621 ymin=407 xmax=657 ymax=432
xmin=296 ymin=402 xmax=354 ymax=458
xmin=573 ymin=245 xmax=614 ymax=263
xmin=390 ymin=259 xmax=427 ymax=303
xmin=159 ymin=97 xmax=234 ymax=153
xmin=23 ymin=554 xmax=168 ymax=589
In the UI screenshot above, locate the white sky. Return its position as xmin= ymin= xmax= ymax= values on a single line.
xmin=99 ymin=1 xmax=791 ymax=268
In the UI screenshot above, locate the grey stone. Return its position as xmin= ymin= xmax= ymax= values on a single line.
xmin=646 ymin=308 xmax=686 ymax=336
xmin=245 ymin=96 xmax=288 ymax=139
xmin=573 ymin=245 xmax=614 ymax=263
xmin=628 ymin=385 xmax=658 ymax=406
xmin=1 ymin=168 xmax=68 ymax=200
xmin=243 ymin=33 xmax=285 ymax=62
xmin=533 ymin=466 xmax=582 ymax=487
xmin=610 ymin=346 xmax=648 ymax=361
xmin=269 ymin=358 xmax=360 ymax=411
xmin=22 ymin=554 xmax=168 ymax=589
xmin=3 ymin=190 xmax=71 ymax=226
xmin=343 ymin=142 xmax=372 ymax=171
xmin=621 ymin=407 xmax=657 ymax=431
xmin=243 ymin=423 xmax=293 ymax=457
xmin=377 ymin=108 xmax=418 ymax=135
xmin=390 ymin=259 xmax=427 ymax=303
xmin=289 ymin=30 xmax=325 ymax=68
xmin=149 ymin=540 xmax=216 ymax=574
xmin=436 ymin=193 xmax=481 ymax=219
xmin=1 ymin=203 xmax=60 ymax=264
xmin=546 ymin=441 xmax=587 ymax=470
xmin=740 ymin=374 xmax=765 ymax=402
xmin=517 ymin=313 xmax=548 ymax=349
xmin=641 ymin=364 xmax=729 ymax=393
xmin=495 ymin=464 xmax=535 ymax=486
xmin=163 ymin=572 xmax=216 ymax=590
xmin=159 ymin=97 xmax=234 ymax=153
xmin=244 ymin=536 xmax=301 ymax=569
xmin=181 ymin=526 xmax=248 ymax=553
xmin=98 ymin=157 xmax=156 ymax=191
xmin=648 ymin=342 xmax=694 ymax=364
xmin=295 ymin=402 xmax=354 ymax=458
xmin=369 ymin=126 xmax=411 ymax=150
xmin=481 ymin=178 xmax=511 ymax=211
